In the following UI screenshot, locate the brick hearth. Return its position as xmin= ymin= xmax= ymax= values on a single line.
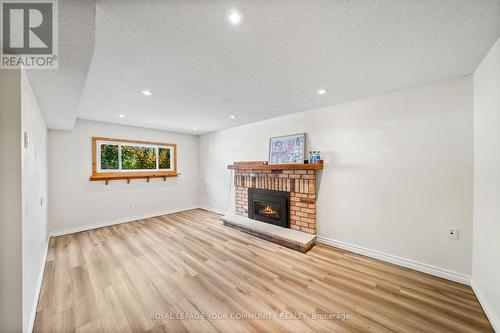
xmin=234 ymin=169 xmax=317 ymax=234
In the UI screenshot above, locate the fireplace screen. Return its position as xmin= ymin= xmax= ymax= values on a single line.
xmin=248 ymin=188 xmax=290 ymax=228
xmin=255 ymin=201 xmax=281 ymax=220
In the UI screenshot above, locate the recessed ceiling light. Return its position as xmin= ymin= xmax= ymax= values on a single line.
xmin=229 ymin=115 xmax=237 ymax=119
xmin=226 ymin=9 xmax=243 ymax=25
xmin=317 ymin=89 xmax=327 ymax=95
xmin=118 ymin=114 xmax=125 ymax=118
xmin=192 ymin=127 xmax=198 ymax=131
xmin=141 ymin=89 xmax=153 ymax=96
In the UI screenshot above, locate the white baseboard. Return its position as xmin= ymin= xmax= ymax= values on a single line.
xmin=49 ymin=206 xmax=200 ymax=237
xmin=471 ymin=280 xmax=499 ymax=332
xmin=316 ymin=236 xmax=471 ymax=285
xmin=199 ymin=206 xmax=227 ymax=215
xmin=26 ymin=235 xmax=50 ymax=333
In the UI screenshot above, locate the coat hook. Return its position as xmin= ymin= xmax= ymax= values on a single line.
xmin=127 ymin=178 xmax=130 ymax=184
xmin=105 ymin=178 xmax=109 ymax=185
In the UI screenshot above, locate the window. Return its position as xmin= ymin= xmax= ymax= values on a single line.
xmin=159 ymin=147 xmax=171 ymax=169
xmin=100 ymin=144 xmax=119 ymax=169
xmin=91 ymin=137 xmax=177 ymax=181
xmin=120 ymin=145 xmax=157 ymax=170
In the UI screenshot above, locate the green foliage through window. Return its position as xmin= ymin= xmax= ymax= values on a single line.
xmin=159 ymin=148 xmax=171 ymax=169
xmin=98 ymin=140 xmax=175 ymax=172
xmin=121 ymin=146 xmax=157 ymax=170
xmin=100 ymin=144 xmax=119 ymax=169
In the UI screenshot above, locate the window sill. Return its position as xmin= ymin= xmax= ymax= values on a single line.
xmin=90 ymin=172 xmax=180 ymax=185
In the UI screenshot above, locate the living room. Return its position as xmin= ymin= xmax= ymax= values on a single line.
xmin=1 ymin=1 xmax=499 ymax=332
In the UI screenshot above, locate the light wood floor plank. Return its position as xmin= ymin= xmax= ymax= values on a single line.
xmin=34 ymin=209 xmax=493 ymax=332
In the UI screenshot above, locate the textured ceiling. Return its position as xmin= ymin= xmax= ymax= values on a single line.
xmin=27 ymin=0 xmax=95 ymax=130
xmin=46 ymin=0 xmax=500 ymax=133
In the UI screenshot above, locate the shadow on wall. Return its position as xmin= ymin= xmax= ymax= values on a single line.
xmin=85 ymin=177 xmax=181 ymax=192
xmin=315 ymin=150 xmax=367 ymax=224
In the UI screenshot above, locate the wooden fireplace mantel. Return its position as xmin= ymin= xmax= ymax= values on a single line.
xmin=227 ymin=161 xmax=323 ymax=171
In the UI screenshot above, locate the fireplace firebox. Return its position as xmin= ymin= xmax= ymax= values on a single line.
xmin=248 ymin=188 xmax=290 ymax=228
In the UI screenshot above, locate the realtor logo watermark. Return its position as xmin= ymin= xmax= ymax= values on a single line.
xmin=1 ymin=0 xmax=58 ymax=69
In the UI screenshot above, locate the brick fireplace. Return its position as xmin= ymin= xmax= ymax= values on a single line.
xmin=232 ymin=166 xmax=319 ymax=234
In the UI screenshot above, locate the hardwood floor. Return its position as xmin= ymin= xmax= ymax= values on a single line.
xmin=34 ymin=209 xmax=493 ymax=332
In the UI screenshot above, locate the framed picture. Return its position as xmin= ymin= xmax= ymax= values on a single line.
xmin=268 ymin=133 xmax=306 ymax=164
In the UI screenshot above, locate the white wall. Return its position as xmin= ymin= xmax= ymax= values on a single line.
xmin=21 ymin=70 xmax=49 ymax=333
xmin=472 ymin=38 xmax=500 ymax=330
xmin=48 ymin=120 xmax=200 ymax=233
xmin=199 ymin=77 xmax=473 ymax=280
xmin=0 ymin=70 xmax=23 ymax=333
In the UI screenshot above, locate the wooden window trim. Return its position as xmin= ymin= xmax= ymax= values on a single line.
xmin=90 ymin=137 xmax=179 ymax=183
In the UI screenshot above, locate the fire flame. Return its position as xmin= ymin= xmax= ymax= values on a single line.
xmin=262 ymin=206 xmax=275 ymax=214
